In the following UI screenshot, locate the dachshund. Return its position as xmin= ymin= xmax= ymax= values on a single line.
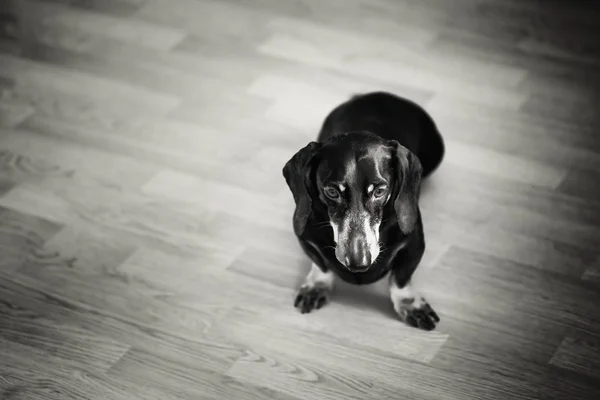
xmin=282 ymin=91 xmax=445 ymax=330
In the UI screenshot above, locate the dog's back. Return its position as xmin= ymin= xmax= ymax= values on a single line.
xmin=317 ymin=92 xmax=445 ymax=179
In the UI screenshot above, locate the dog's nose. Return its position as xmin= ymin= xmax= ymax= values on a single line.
xmin=344 ymin=237 xmax=371 ymax=270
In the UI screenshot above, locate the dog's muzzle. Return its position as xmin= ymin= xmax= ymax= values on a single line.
xmin=341 ymin=236 xmax=371 ymax=272
xmin=332 ymin=217 xmax=380 ymax=273
xmin=335 ymin=234 xmax=378 ymax=272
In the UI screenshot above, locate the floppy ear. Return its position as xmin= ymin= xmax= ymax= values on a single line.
xmin=282 ymin=141 xmax=322 ymax=237
xmin=389 ymin=140 xmax=423 ymax=234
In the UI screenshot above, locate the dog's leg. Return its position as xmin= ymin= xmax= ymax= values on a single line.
xmin=294 ymin=263 xmax=335 ymax=314
xmin=389 ymin=274 xmax=439 ymax=331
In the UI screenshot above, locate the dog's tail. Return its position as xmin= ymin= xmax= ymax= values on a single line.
xmin=418 ymin=112 xmax=445 ymax=179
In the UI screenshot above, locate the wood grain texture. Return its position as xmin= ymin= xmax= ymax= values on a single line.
xmin=0 ymin=206 xmax=64 ymax=273
xmin=1 ymin=0 xmax=600 ymax=399
xmin=582 ymin=258 xmax=600 ymax=285
xmin=550 ymin=331 xmax=600 ymax=379
xmin=0 ymin=100 xmax=34 ymax=128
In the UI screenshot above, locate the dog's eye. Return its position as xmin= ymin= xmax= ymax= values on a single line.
xmin=324 ymin=187 xmax=339 ymax=200
xmin=373 ymin=187 xmax=387 ymax=198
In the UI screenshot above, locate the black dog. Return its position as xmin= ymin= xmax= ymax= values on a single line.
xmin=282 ymin=92 xmax=445 ymax=331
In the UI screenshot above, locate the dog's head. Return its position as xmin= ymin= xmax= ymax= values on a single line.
xmin=283 ymin=132 xmax=422 ymax=273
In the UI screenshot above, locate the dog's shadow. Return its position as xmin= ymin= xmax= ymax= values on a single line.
xmin=332 ymin=279 xmax=399 ymax=320
xmin=293 ymin=266 xmax=398 ymax=320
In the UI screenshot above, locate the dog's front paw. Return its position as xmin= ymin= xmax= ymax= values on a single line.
xmin=396 ymin=298 xmax=440 ymax=331
xmin=294 ymin=284 xmax=331 ymax=314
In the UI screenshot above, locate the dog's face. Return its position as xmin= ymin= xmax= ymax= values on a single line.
xmin=283 ymin=132 xmax=422 ymax=273
xmin=314 ymin=136 xmax=393 ymax=271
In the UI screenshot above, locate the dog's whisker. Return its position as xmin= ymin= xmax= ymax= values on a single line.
xmin=378 ymin=241 xmax=388 ymax=255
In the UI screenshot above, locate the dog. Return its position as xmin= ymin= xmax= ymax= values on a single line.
xmin=282 ymin=91 xmax=445 ymax=331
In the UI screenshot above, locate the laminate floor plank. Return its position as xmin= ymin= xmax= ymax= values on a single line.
xmin=0 ymin=176 xmax=15 ymax=196
xmin=582 ymin=259 xmax=600 ymax=285
xmin=517 ymin=65 xmax=600 ymax=106
xmin=423 ymin=163 xmax=600 ymax=229
xmin=0 ymin=53 xmax=180 ymax=115
xmin=0 ymin=271 xmax=239 ymax=375
xmin=0 ymin=302 xmax=130 ymax=374
xmin=0 ymin=180 xmax=222 ymax=258
xmin=425 ymin=247 xmax=600 ymax=400
xmin=0 ymin=337 xmax=187 ymax=400
xmin=19 ymin=113 xmax=278 ymax=194
xmin=108 ymin=347 xmax=300 ymax=400
xmin=421 ymin=247 xmax=574 ymax=341
xmin=432 ymin=347 xmax=600 ymax=400
xmin=215 ymin=0 xmax=440 ymax=46
xmin=16 ymin=13 xmax=269 ymax=94
xmin=485 ymin=206 xmax=600 ymax=248
xmin=141 ymin=169 xmax=293 ymax=231
xmin=431 ymin=110 xmax=600 ymax=172
xmin=0 ymin=99 xmax=34 ymax=128
xmin=442 ymin=140 xmax=567 ymax=188
xmin=18 ymin=24 xmax=272 ymax=116
xmin=0 ymin=75 xmax=163 ymax=135
xmin=430 ymin=82 xmax=600 ymax=148
xmin=36 ymin=0 xmax=147 ymax=17
xmin=0 ymin=206 xmax=64 ymax=273
xmin=2 ymin=0 xmax=600 ymax=399
xmin=135 ymin=0 xmax=274 ymax=52
xmin=22 ymin=0 xmax=186 ymax=51
xmin=550 ymin=331 xmax=600 ymax=379
xmin=558 ymin=168 xmax=600 ymax=203
xmin=0 ymin=127 xmax=159 ymax=188
xmin=422 ymin=213 xmax=595 ymax=278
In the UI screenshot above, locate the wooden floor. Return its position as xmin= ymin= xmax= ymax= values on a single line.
xmin=1 ymin=0 xmax=600 ymax=399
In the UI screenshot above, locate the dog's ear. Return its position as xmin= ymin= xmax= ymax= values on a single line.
xmin=389 ymin=140 xmax=423 ymax=234
xmin=282 ymin=141 xmax=322 ymax=237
